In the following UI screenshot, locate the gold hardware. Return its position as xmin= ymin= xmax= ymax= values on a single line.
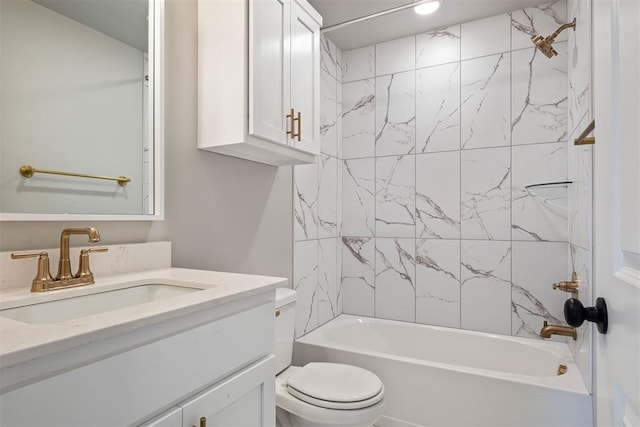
xmin=540 ymin=321 xmax=577 ymax=340
xmin=574 ymin=119 xmax=595 ymax=145
xmin=19 ymin=164 xmax=131 ymax=186
xmin=275 ymin=309 xmax=281 ymax=317
xmin=193 ymin=417 xmax=206 ymax=427
xmin=557 ymin=364 xmax=568 ymax=375
xmin=286 ymin=108 xmax=296 ymax=139
xmin=552 ymin=271 xmax=580 ymax=297
xmin=294 ymin=111 xmax=301 ymax=142
xmin=11 ymin=228 xmax=104 ymax=292
xmin=76 ymin=247 xmax=108 ymax=279
xmin=531 ymin=18 xmax=576 ymax=58
xmin=11 ymin=252 xmax=54 ymax=292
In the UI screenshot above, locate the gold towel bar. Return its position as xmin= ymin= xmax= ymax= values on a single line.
xmin=19 ymin=164 xmax=131 ymax=187
xmin=574 ymin=119 xmax=595 ymax=145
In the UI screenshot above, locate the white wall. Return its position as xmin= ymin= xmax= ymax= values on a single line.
xmin=0 ymin=0 xmax=293 ymax=283
xmin=0 ymin=0 xmax=144 ymax=214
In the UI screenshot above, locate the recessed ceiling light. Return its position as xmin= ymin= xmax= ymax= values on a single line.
xmin=414 ymin=0 xmax=441 ymax=15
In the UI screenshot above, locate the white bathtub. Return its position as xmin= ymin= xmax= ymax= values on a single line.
xmin=293 ymin=315 xmax=592 ymax=427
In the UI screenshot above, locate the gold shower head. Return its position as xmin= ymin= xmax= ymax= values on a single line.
xmin=530 ymin=18 xmax=576 ymax=58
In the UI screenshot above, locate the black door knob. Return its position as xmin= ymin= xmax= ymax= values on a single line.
xmin=564 ymin=297 xmax=608 ymax=334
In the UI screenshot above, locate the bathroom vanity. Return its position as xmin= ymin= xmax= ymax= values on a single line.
xmin=0 ymin=266 xmax=285 ymax=426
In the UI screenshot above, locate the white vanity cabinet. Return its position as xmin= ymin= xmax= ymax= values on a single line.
xmin=197 ymin=0 xmax=322 ymax=166
xmin=0 ymin=291 xmax=276 ymax=427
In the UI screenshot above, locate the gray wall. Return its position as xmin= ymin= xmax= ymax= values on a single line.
xmin=0 ymin=0 xmax=293 ymax=282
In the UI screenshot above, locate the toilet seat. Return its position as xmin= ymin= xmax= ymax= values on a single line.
xmin=276 ymin=366 xmax=385 ymax=426
xmin=285 ymin=363 xmax=384 ymax=410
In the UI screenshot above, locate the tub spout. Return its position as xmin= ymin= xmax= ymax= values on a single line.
xmin=540 ymin=321 xmax=577 ymax=340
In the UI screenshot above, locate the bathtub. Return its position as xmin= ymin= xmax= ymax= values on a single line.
xmin=293 ymin=315 xmax=592 ymax=427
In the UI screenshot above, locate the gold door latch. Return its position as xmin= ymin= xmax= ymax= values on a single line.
xmin=286 ymin=108 xmax=301 ymax=142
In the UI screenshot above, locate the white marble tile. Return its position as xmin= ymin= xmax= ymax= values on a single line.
xmin=416 ymin=239 xmax=461 ymax=328
xmin=512 ymin=45 xmax=568 ymax=145
xmin=416 ymin=151 xmax=460 ymax=239
xmin=568 ymin=0 xmax=592 ymax=135
xmin=318 ymin=155 xmax=338 ymax=238
xmin=375 ymin=238 xmax=416 ymax=322
xmin=511 ymin=1 xmax=568 ymax=51
xmin=512 ymin=241 xmax=567 ymax=340
xmin=376 ymin=36 xmax=415 ymax=76
xmin=416 ymin=25 xmax=461 ymax=68
xmin=342 ymin=46 xmax=375 ymax=83
xmin=376 ymin=71 xmax=416 ymax=156
xmin=460 ymin=53 xmax=511 ymax=150
xmin=416 ymin=62 xmax=460 ymax=153
xmin=320 ymin=34 xmax=338 ymax=80
xmin=320 ymin=69 xmax=338 ymax=157
xmin=568 ymin=243 xmax=593 ymax=392
xmin=568 ymin=116 xmax=593 ymax=251
xmin=318 ymin=238 xmax=340 ymax=325
xmin=342 ymin=158 xmax=375 ymax=236
xmin=293 ymin=162 xmax=319 ymax=241
xmin=461 ymin=14 xmax=511 ymax=60
xmin=512 ymin=142 xmax=568 ymax=241
xmin=376 ymin=155 xmax=416 ymax=238
xmin=461 ymin=147 xmax=511 ymax=240
xmin=293 ymin=240 xmax=319 ymax=338
xmin=336 ymin=80 xmax=343 ymax=159
xmin=342 ymin=79 xmax=375 ymax=159
xmin=341 ymin=236 xmax=375 ymax=316
xmin=461 ymin=240 xmax=512 ymax=335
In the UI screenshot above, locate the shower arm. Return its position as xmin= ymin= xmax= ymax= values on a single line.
xmin=544 ymin=18 xmax=576 ymax=43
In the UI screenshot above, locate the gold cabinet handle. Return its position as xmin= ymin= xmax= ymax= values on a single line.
xmin=286 ymin=108 xmax=296 ymax=139
xmin=294 ymin=111 xmax=301 ymax=142
xmin=275 ymin=309 xmax=281 ymax=317
xmin=193 ymin=417 xmax=206 ymax=427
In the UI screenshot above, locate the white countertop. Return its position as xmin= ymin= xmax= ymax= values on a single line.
xmin=0 ymin=268 xmax=287 ymax=368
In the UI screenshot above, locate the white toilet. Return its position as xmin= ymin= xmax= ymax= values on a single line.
xmin=274 ymin=288 xmax=385 ymax=427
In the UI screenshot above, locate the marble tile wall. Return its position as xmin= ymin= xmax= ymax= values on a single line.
xmin=566 ymin=0 xmax=593 ymax=392
xmin=339 ymin=0 xmax=573 ymax=340
xmin=292 ymin=36 xmax=343 ymax=338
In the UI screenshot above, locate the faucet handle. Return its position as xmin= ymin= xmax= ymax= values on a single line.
xmin=75 ymin=247 xmax=108 ymax=280
xmin=11 ymin=251 xmax=54 ymax=292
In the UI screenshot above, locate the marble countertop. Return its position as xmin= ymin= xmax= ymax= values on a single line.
xmin=0 ymin=268 xmax=287 ymax=368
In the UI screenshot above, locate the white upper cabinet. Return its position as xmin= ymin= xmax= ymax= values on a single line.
xmin=198 ymin=0 xmax=321 ymax=166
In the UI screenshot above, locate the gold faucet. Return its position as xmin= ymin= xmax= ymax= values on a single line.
xmin=540 ymin=321 xmax=577 ymax=340
xmin=552 ymin=271 xmax=580 ymax=297
xmin=11 ymin=227 xmax=107 ymax=292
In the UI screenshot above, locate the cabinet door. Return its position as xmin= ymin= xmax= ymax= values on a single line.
xmin=249 ymin=0 xmax=290 ymax=145
xmin=140 ymin=406 xmax=182 ymax=427
xmin=289 ymin=0 xmax=320 ymax=154
xmin=181 ymin=356 xmax=275 ymax=427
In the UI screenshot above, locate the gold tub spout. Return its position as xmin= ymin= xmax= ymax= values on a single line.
xmin=540 ymin=321 xmax=577 ymax=340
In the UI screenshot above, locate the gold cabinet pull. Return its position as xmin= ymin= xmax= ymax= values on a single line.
xmin=286 ymin=108 xmax=296 ymax=139
xmin=294 ymin=111 xmax=301 ymax=142
xmin=275 ymin=309 xmax=281 ymax=317
xmin=193 ymin=417 xmax=206 ymax=427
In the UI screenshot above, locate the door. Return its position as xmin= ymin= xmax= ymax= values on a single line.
xmin=289 ymin=0 xmax=320 ymax=154
xmin=181 ymin=356 xmax=276 ymax=427
xmin=593 ymin=0 xmax=640 ymax=425
xmin=249 ymin=0 xmax=290 ymax=145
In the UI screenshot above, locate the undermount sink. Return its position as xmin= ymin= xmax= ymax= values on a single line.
xmin=0 ymin=283 xmax=204 ymax=325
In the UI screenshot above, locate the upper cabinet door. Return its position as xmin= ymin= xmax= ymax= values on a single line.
xmin=249 ymin=0 xmax=291 ymax=145
xmin=289 ymin=0 xmax=320 ymax=154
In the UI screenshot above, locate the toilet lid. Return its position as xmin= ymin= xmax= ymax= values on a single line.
xmin=286 ymin=363 xmax=384 ymax=410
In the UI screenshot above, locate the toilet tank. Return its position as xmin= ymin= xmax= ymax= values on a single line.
xmin=275 ymin=288 xmax=297 ymax=374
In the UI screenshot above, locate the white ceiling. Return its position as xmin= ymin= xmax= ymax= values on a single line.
xmin=308 ymin=0 xmax=553 ymax=50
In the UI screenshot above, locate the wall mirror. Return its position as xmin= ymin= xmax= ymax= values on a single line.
xmin=0 ymin=0 xmax=164 ymax=220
